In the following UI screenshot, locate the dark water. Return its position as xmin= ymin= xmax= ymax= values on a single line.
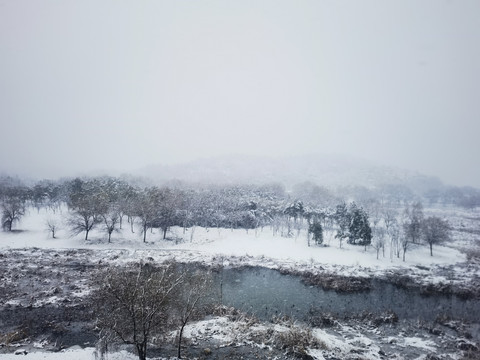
xmin=213 ymin=267 xmax=479 ymax=322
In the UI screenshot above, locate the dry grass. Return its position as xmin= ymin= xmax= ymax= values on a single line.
xmin=0 ymin=328 xmax=28 ymax=346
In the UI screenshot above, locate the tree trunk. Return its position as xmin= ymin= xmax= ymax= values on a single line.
xmin=136 ymin=344 xmax=147 ymax=360
xmin=163 ymin=227 xmax=167 ymax=240
xmin=143 ymin=224 xmax=147 ymax=242
xmin=85 ymin=229 xmax=89 ymax=241
xmin=430 ymin=243 xmax=433 ymax=256
xmin=178 ymin=322 xmax=187 ymax=358
xmin=108 ymin=231 xmax=111 ymax=243
xmin=190 ymin=226 xmax=196 ymax=242
xmin=130 ymin=216 xmax=135 ymax=233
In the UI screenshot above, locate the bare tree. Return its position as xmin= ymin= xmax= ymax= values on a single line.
xmin=94 ymin=263 xmax=185 ymax=360
xmin=403 ymin=201 xmax=424 ymax=244
xmin=387 ymin=221 xmax=402 ymax=260
xmin=382 ymin=206 xmax=398 ymax=235
xmin=103 ymin=209 xmax=120 ymax=243
xmin=1 ymin=195 xmax=26 ymax=231
xmin=372 ymin=227 xmax=386 ymax=260
xmin=46 ymin=218 xmax=60 ymax=239
xmin=156 ymin=187 xmax=180 ymax=240
xmin=400 ymin=201 xmax=424 ymax=261
xmin=134 ymin=188 xmax=159 ymax=242
xmin=66 ymin=179 xmax=107 ymax=240
xmin=175 ymin=271 xmax=212 ymax=359
xmin=67 ymin=208 xmax=101 ymax=240
xmin=422 ymin=216 xmax=450 ymax=256
xmin=400 ymin=230 xmax=410 ymax=262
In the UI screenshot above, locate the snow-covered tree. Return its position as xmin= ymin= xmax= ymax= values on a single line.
xmin=422 ymin=216 xmax=450 ymax=256
xmin=102 ymin=208 xmax=120 ymax=243
xmin=372 ymin=227 xmax=386 ymax=259
xmin=66 ymin=179 xmax=108 ymax=240
xmin=347 ymin=203 xmax=372 ymax=247
xmin=334 ymin=202 xmax=350 ymax=248
xmin=134 ymin=187 xmax=160 ymax=242
xmin=403 ymin=201 xmax=424 ymax=244
xmin=308 ymin=220 xmax=323 ymax=246
xmin=156 ymin=187 xmax=180 ymax=240
xmin=94 ymin=263 xmax=185 ymax=360
xmin=1 ymin=193 xmax=26 ymax=231
xmin=387 ymin=219 xmax=402 ymax=259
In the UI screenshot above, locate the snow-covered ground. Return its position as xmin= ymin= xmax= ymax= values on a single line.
xmin=1 ymin=206 xmax=479 ymax=359
xmin=1 ymin=205 xmax=478 ymax=291
xmin=0 ymin=206 xmax=472 ymax=270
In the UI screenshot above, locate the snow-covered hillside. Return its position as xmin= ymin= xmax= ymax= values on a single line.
xmin=139 ymin=154 xmax=444 ymax=191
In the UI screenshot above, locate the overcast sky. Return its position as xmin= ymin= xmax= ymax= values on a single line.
xmin=1 ymin=0 xmax=479 ymax=187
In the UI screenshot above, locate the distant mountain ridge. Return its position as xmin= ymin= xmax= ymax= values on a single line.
xmin=139 ymin=154 xmax=444 ymax=193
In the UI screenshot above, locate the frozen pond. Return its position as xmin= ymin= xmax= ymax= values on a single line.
xmin=216 ymin=267 xmax=479 ymax=322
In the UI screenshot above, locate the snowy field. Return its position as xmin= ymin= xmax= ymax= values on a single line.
xmin=0 ymin=206 xmax=473 ymax=270
xmin=1 ymin=205 xmax=478 ymax=290
xmin=1 ymin=206 xmax=479 ymax=360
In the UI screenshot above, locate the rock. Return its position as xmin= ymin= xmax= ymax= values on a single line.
xmin=14 ymin=349 xmax=28 ymax=355
xmin=457 ymin=339 xmax=478 ymax=351
xmin=374 ymin=313 xmax=398 ymax=326
xmin=204 ymin=347 xmax=212 ymax=355
xmin=429 ymin=327 xmax=443 ymax=336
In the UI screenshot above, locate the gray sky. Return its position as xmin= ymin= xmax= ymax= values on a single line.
xmin=1 ymin=0 xmax=479 ymax=187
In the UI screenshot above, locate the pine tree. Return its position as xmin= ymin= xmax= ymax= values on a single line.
xmin=347 ymin=203 xmax=372 ymax=246
xmin=308 ymin=220 xmax=323 ymax=245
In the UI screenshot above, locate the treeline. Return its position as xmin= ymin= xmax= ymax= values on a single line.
xmin=0 ymin=174 xmax=470 ymax=260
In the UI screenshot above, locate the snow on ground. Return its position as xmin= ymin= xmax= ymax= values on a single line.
xmin=0 ymin=347 xmax=163 ymax=360
xmin=401 ymin=337 xmax=436 ymax=352
xmin=1 ymin=205 xmax=477 ymax=294
xmin=0 ymin=347 xmax=97 ymax=360
xmin=0 ymin=206 xmax=469 ymax=271
xmin=0 ymin=205 xmax=478 ymax=303
xmin=1 ymin=206 xmax=478 ymax=359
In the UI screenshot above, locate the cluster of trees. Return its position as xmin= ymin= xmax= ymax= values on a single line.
xmin=63 ymin=178 xmax=290 ymax=242
xmin=0 ymin=177 xmax=29 ymax=231
xmin=333 ymin=202 xmax=372 ymax=248
xmin=294 ymin=181 xmax=480 ymax=209
xmin=0 ymin=175 xmax=455 ymax=260
xmin=367 ymin=201 xmax=451 ymax=261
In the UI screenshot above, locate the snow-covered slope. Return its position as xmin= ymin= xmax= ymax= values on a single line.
xmin=139 ymin=153 xmax=444 ymax=191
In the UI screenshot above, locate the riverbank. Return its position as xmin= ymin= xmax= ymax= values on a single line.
xmin=1 ymin=205 xmax=478 ymax=300
xmin=1 ymin=304 xmax=479 ymax=359
xmin=0 ymin=248 xmax=479 ymax=359
xmin=1 ymin=206 xmax=479 ymax=358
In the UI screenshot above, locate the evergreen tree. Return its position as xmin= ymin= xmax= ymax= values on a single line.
xmin=334 ymin=202 xmax=350 ymax=248
xmin=347 ymin=203 xmax=372 ymax=246
xmin=308 ymin=220 xmax=324 ymax=245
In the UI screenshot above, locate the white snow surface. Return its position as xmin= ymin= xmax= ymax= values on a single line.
xmin=0 ymin=206 xmax=467 ymax=273
xmin=0 ymin=347 xmax=161 ymax=360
